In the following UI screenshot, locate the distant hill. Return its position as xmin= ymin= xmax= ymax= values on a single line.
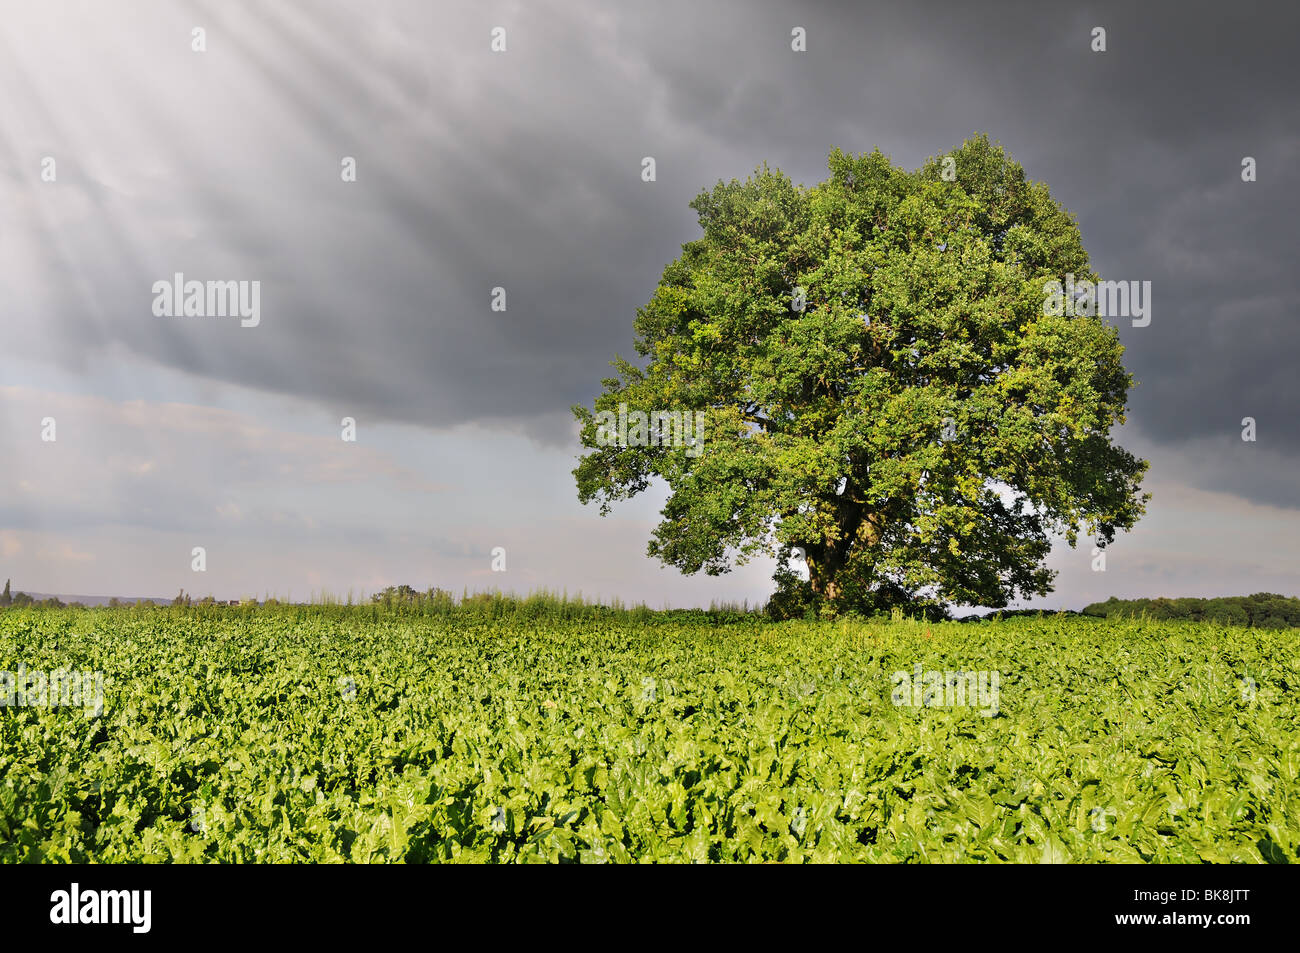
xmin=1081 ymin=593 xmax=1300 ymax=629
xmin=8 ymin=592 xmax=173 ymax=607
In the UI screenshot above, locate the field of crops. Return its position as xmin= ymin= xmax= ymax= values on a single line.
xmin=1 ymin=606 xmax=1296 ymax=862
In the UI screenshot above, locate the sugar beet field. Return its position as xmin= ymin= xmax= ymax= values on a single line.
xmin=1 ymin=606 xmax=1296 ymax=863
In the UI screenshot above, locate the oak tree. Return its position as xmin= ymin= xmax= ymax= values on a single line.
xmin=574 ymin=135 xmax=1148 ymax=616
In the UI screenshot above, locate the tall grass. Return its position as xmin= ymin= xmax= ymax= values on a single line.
xmin=94 ymin=585 xmax=767 ymax=626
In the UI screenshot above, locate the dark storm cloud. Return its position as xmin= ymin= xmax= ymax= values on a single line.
xmin=5 ymin=0 xmax=1297 ymax=501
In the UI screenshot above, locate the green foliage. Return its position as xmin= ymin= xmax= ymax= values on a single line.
xmin=574 ymin=134 xmax=1148 ymax=616
xmin=766 ymin=565 xmax=818 ymax=621
xmin=1083 ymin=593 xmax=1300 ymax=629
xmin=371 ymin=584 xmax=429 ymax=605
xmin=1 ymin=608 xmax=1295 ymax=863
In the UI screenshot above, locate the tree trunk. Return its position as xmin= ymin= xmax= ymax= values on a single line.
xmin=805 ymin=549 xmax=843 ymax=604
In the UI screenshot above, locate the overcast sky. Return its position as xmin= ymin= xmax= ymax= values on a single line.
xmin=2 ymin=0 xmax=1297 ymax=607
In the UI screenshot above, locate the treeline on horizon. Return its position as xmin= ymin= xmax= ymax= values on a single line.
xmin=1080 ymin=593 xmax=1300 ymax=629
xmin=0 ymin=580 xmax=761 ymax=624
xmin=2 ymin=578 xmax=1299 ymax=628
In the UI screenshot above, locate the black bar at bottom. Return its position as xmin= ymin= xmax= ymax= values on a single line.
xmin=0 ymin=864 xmax=1278 ymax=941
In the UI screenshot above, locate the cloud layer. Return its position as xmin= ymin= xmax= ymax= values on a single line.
xmin=1 ymin=1 xmax=1296 ymax=604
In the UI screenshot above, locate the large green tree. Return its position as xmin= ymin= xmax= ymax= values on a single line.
xmin=574 ymin=135 xmax=1148 ymax=616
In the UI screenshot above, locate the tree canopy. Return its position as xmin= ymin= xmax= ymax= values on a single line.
xmin=574 ymin=134 xmax=1148 ymax=616
xmin=1082 ymin=594 xmax=1300 ymax=629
